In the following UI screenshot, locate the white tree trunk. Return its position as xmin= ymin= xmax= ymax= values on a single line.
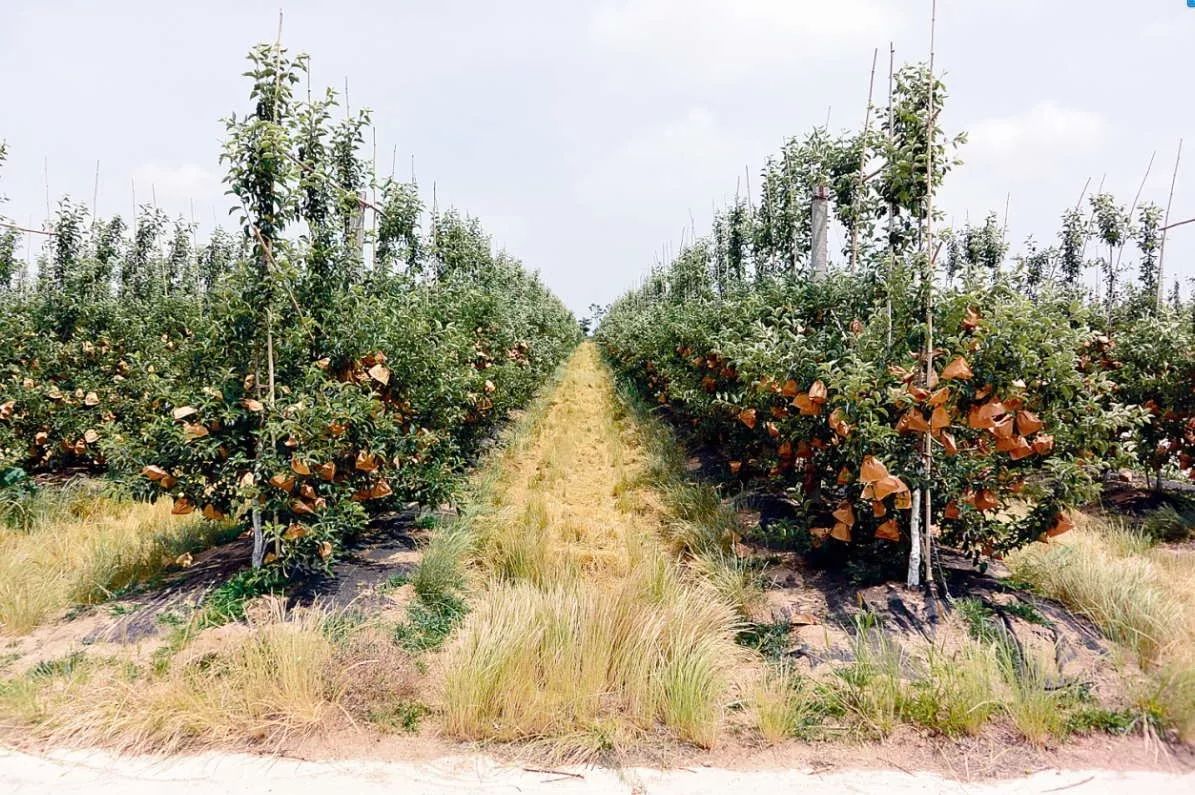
xmin=907 ymin=488 xmax=923 ymax=587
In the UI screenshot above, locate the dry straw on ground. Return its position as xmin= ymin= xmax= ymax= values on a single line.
xmin=440 ymin=343 xmax=747 ymax=755
xmin=0 ymin=491 xmax=219 ymax=634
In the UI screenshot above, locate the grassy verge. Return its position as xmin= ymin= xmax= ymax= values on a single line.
xmin=747 ymin=607 xmax=1132 ymax=747
xmin=1006 ymin=516 xmax=1195 ymax=741
xmin=0 ymin=483 xmax=232 ymax=634
xmin=0 ymin=600 xmax=426 ymax=751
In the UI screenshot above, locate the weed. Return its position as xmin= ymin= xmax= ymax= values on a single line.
xmin=197 ymin=568 xmax=285 ymax=628
xmin=736 ymin=618 xmax=792 ymax=660
xmin=955 ymin=598 xmax=999 ymax=644
xmin=1065 ymin=703 xmax=1137 ymax=735
xmin=394 ymin=595 xmax=467 ymax=652
xmin=903 ymin=644 xmax=1000 ymax=737
xmin=368 ymin=700 xmax=429 ymax=733
xmin=411 ymin=525 xmax=470 ymax=608
xmin=690 ymin=550 xmax=764 ymax=618
xmin=30 ymin=651 xmax=86 ymax=679
xmin=1002 ymin=599 xmax=1047 ymax=625
xmin=1141 ymin=504 xmax=1193 ymax=543
xmin=413 ymin=514 xmax=439 ymax=530
xmin=378 ymin=572 xmax=411 ymax=593
xmin=752 ymin=665 xmax=824 ymax=742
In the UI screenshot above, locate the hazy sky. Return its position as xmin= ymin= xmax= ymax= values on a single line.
xmin=1 ymin=1 xmax=1192 ymax=313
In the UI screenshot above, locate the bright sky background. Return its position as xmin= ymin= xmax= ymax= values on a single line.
xmin=1 ymin=1 xmax=1192 ymax=314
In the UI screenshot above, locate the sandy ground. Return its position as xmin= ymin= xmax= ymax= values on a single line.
xmin=3 ymin=747 xmax=1195 ymax=794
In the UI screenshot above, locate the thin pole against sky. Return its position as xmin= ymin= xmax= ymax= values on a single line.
xmin=1158 ymin=139 xmax=1183 ymax=305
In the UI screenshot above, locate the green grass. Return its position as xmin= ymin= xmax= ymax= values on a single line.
xmin=1006 ymin=518 xmax=1195 ymax=741
xmin=196 ymin=568 xmax=286 ymax=628
xmin=1141 ymin=504 xmax=1194 ymax=543
xmin=410 ymin=525 xmax=471 ymax=608
xmin=29 ymin=651 xmax=86 ymax=679
xmin=378 ymin=572 xmax=411 ymax=593
xmin=736 ymin=618 xmax=792 ymax=660
xmin=368 ymin=700 xmax=429 ymax=733
xmin=752 ymin=665 xmax=826 ymax=743
xmin=394 ymin=595 xmax=467 ymax=653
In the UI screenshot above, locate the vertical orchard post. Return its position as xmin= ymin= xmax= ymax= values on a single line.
xmin=352 ymin=189 xmax=367 ymax=258
xmin=917 ymin=0 xmax=939 ymax=593
xmin=1159 ymin=139 xmax=1183 ymax=309
xmin=810 ymin=184 xmax=829 ymax=281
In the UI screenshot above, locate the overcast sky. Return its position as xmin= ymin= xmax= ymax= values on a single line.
xmin=1 ymin=1 xmax=1192 ymax=313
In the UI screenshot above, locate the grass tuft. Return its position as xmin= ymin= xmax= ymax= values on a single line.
xmin=1007 ymin=516 xmax=1195 ymax=741
xmin=0 ymin=495 xmax=231 ymax=634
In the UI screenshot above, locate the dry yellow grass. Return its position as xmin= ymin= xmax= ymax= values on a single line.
xmin=8 ymin=601 xmax=340 ymax=752
xmin=469 ymin=342 xmax=668 ymax=585
xmin=1007 ymin=516 xmax=1195 ymax=740
xmin=441 ymin=343 xmax=747 ymax=753
xmin=0 ymin=496 xmax=218 ymax=634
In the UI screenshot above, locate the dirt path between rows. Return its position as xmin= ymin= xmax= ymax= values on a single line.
xmin=5 ymin=747 xmax=1194 ymax=794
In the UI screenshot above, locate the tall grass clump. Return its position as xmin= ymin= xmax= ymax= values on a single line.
xmin=0 ymin=495 xmax=225 ymax=634
xmin=440 ymin=573 xmax=742 ymax=752
xmin=1007 ymin=520 xmax=1179 ymax=663
xmin=34 ymin=603 xmax=339 ymax=751
xmin=902 ymin=643 xmax=1001 ymax=738
xmin=1007 ymin=517 xmax=1195 ymax=741
xmin=751 ymin=665 xmax=822 ymax=743
xmin=411 ymin=522 xmax=472 ymax=608
xmin=826 ymin=617 xmax=907 ymax=738
xmin=1008 ymin=517 xmax=1195 ymax=742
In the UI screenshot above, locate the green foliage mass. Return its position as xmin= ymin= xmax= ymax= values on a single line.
xmin=597 ymin=62 xmax=1165 ymax=568
xmin=0 ymin=43 xmax=580 ymax=574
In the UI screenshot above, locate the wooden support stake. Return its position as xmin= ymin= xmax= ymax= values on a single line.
xmin=1159 ymin=139 xmax=1183 ymax=307
xmin=850 ymin=48 xmax=879 ymax=273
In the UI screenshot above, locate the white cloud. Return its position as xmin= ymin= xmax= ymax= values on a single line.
xmin=129 ymin=162 xmax=223 ymax=207
xmin=589 ymin=0 xmax=899 ymax=80
xmin=575 ymin=108 xmax=747 ymax=220
xmin=966 ymin=101 xmax=1108 ymax=158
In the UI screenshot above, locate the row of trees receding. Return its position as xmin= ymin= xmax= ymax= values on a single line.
xmin=0 ymin=42 xmax=581 ymax=573
xmin=598 ymin=59 xmax=1189 ymax=586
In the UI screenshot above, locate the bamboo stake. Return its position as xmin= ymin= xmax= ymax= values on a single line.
xmin=24 ymin=215 xmax=34 ymax=288
xmin=918 ymin=0 xmax=939 ymax=591
xmin=371 ymin=126 xmax=378 ymax=271
xmin=1080 ymin=174 xmax=1106 ymax=298
xmin=1115 ymin=150 xmax=1156 ymax=272
xmin=91 ymin=160 xmax=101 ymax=223
xmin=252 ymin=8 xmax=285 ymax=570
xmin=850 ymin=48 xmax=879 ymax=273
xmin=885 ymin=42 xmax=895 ymax=353
xmin=1001 ymin=192 xmax=1011 ymax=244
xmin=1159 ymin=139 xmax=1183 ymax=307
